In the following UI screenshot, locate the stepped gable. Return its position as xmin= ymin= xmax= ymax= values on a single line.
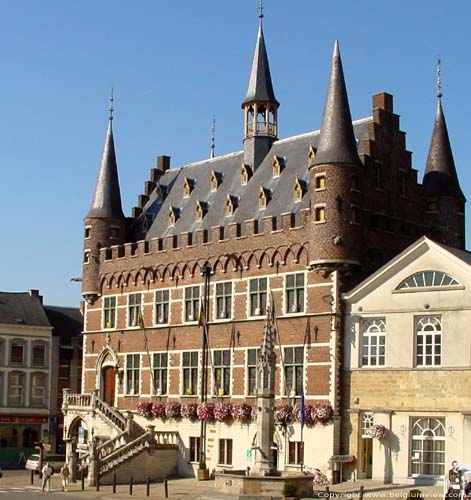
xmin=0 ymin=292 xmax=50 ymax=327
xmin=142 ymin=118 xmax=371 ymax=240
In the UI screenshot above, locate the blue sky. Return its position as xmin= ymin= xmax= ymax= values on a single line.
xmin=1 ymin=0 xmax=470 ymax=307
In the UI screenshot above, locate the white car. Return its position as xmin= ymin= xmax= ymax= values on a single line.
xmin=25 ymin=453 xmax=65 ymax=473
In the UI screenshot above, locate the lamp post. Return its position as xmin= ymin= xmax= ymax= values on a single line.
xmin=199 ymin=264 xmax=211 ymax=475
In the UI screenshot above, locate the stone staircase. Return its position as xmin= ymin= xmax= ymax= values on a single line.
xmin=63 ymin=390 xmax=178 ymax=485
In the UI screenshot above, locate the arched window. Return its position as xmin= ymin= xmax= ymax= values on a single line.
xmin=361 ymin=411 xmax=374 ymax=438
xmin=416 ymin=316 xmax=441 ymax=367
xmin=361 ymin=319 xmax=386 ymax=366
xmin=397 ymin=271 xmax=459 ymax=290
xmin=410 ymin=417 xmax=445 ymax=477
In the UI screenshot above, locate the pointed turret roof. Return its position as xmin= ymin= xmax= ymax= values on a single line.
xmin=242 ymin=20 xmax=279 ymax=107
xmin=86 ymin=104 xmax=125 ymax=219
xmin=312 ymin=41 xmax=360 ymax=167
xmin=423 ymin=98 xmax=464 ymax=199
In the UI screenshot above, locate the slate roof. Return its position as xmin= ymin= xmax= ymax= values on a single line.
xmin=44 ymin=306 xmax=83 ymax=343
xmin=87 ymin=119 xmax=125 ymax=219
xmin=0 ymin=292 xmax=50 ymax=327
xmin=312 ymin=41 xmax=360 ymax=167
xmin=142 ymin=117 xmax=372 ymax=240
xmin=243 ymin=22 xmax=278 ymax=106
xmin=423 ymin=98 xmax=465 ymax=200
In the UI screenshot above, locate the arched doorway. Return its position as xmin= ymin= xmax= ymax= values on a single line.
xmin=101 ymin=366 xmax=116 ymax=406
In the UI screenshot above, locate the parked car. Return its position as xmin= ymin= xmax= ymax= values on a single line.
xmin=25 ymin=453 xmax=66 ymax=473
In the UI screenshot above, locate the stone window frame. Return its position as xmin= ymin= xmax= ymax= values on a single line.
xmin=151 ymin=352 xmax=168 ymax=396
xmin=410 ymin=417 xmax=445 ymax=477
xmin=31 ymin=341 xmax=48 ymax=368
xmin=9 ymin=339 xmax=26 ymax=367
xmin=396 ymin=271 xmax=460 ymax=292
xmin=30 ymin=371 xmax=48 ymax=408
xmin=125 ymin=353 xmax=141 ymax=396
xmin=212 ymin=349 xmax=231 ymax=397
xmin=284 ymin=272 xmax=306 ymax=314
xmin=84 ymin=226 xmax=92 ymax=239
xmin=181 ymin=350 xmax=199 ymax=396
xmin=154 ymin=289 xmax=170 ymax=326
xmin=103 ymin=295 xmax=118 ymax=329
xmin=293 ymin=178 xmax=306 ymax=202
xmin=360 ymin=318 xmax=386 ymax=367
xmin=350 ymin=205 xmax=360 ymax=225
xmin=314 ymin=204 xmax=326 ymax=224
xmin=272 ymin=155 xmax=285 ymax=178
xmin=314 ymin=172 xmax=326 ymax=191
xmin=415 ymin=316 xmax=442 ymax=367
xmin=246 ymin=348 xmax=260 ymax=397
xmin=288 ymin=441 xmax=304 ymax=465
xmin=189 ymin=436 xmax=201 ymax=463
xmin=7 ymin=370 xmax=25 ymax=407
xmin=210 ymin=171 xmax=222 ymax=192
xmin=0 ymin=338 xmax=4 ymax=366
xmin=183 ymin=285 xmax=200 ymax=323
xmin=214 ymin=281 xmax=233 ymax=321
xmin=218 ymin=438 xmax=233 ymax=466
xmin=248 ymin=277 xmax=268 ymax=317
xmin=283 ymin=345 xmax=304 ymax=397
xmin=127 ymin=292 xmax=142 ymax=328
xmin=240 ymin=164 xmax=252 ymax=185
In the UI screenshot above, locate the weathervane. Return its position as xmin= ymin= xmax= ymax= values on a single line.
xmin=210 ymin=115 xmax=216 ymax=159
xmin=109 ymin=87 xmax=114 ymax=121
xmin=437 ymin=57 xmax=442 ymax=99
xmin=259 ymin=0 xmax=264 ymax=21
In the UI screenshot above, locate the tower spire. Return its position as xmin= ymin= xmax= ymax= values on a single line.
xmin=423 ymin=74 xmax=464 ymax=199
xmin=242 ymin=3 xmax=279 ymax=169
xmin=210 ymin=115 xmax=216 ymax=159
xmin=86 ymin=96 xmax=124 ymax=219
xmin=312 ymin=40 xmax=360 ymax=167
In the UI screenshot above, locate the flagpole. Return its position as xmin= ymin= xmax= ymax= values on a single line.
xmin=300 ymin=386 xmax=305 ymax=473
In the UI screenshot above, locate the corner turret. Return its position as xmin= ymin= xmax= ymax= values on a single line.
xmin=82 ymin=95 xmax=126 ymax=304
xmin=242 ymin=6 xmax=279 ymax=171
xmin=423 ymin=63 xmax=465 ymax=249
xmin=309 ymin=41 xmax=362 ymax=272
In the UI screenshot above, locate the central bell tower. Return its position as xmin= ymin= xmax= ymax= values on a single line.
xmin=242 ymin=3 xmax=279 ymax=171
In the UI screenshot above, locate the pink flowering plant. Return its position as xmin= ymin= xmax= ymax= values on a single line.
xmin=275 ymin=405 xmax=295 ymax=426
xmin=369 ymin=424 xmax=387 ymax=440
xmin=311 ymin=403 xmax=333 ymax=424
xmin=181 ymin=403 xmax=199 ymax=420
xmin=214 ymin=402 xmax=232 ymax=422
xmin=165 ymin=402 xmax=181 ymax=418
xmin=231 ymin=403 xmax=253 ymax=422
xmin=196 ymin=402 xmax=215 ymax=422
xmin=135 ymin=402 xmax=153 ymax=419
xmin=152 ymin=402 xmax=166 ymax=419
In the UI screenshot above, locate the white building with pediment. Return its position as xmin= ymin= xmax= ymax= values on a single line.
xmin=342 ymin=236 xmax=471 ymax=485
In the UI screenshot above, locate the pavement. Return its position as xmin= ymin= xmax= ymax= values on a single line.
xmin=0 ymin=469 xmax=446 ymax=500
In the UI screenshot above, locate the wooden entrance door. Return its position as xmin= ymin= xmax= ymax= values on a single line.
xmin=102 ymin=366 xmax=115 ymax=406
xmin=359 ymin=438 xmax=373 ymax=478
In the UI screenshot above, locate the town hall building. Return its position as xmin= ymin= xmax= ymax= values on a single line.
xmin=62 ymin=7 xmax=466 ymax=486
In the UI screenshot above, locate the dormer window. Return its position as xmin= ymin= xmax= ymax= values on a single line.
xmin=272 ymin=155 xmax=285 ymax=177
xmin=226 ymin=195 xmax=238 ymax=217
xmin=259 ymin=187 xmax=271 ymax=210
xmin=183 ymin=177 xmax=195 ymax=198
xmin=196 ymin=201 xmax=208 ymax=221
xmin=241 ymin=164 xmax=252 ymax=185
xmin=308 ymin=144 xmax=317 ymax=162
xmin=168 ymin=207 xmax=180 ymax=226
xmin=294 ymin=178 xmax=306 ymax=202
xmin=210 ymin=171 xmax=222 ymax=192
